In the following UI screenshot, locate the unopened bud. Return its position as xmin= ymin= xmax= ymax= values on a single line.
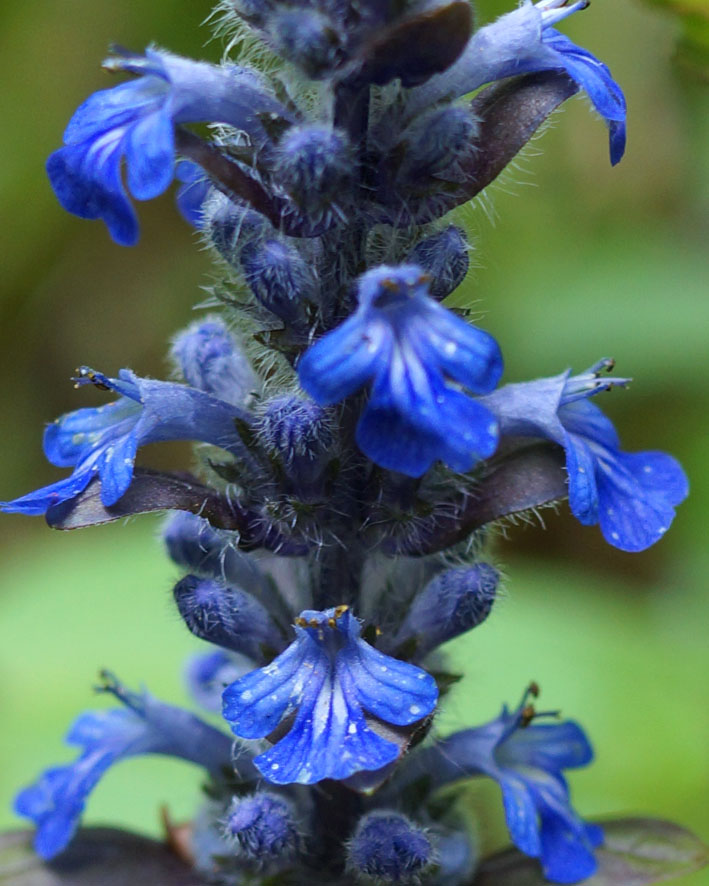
xmin=240 ymin=236 xmax=318 ymax=324
xmin=269 ymin=8 xmax=342 ymax=79
xmin=170 ymin=317 xmax=259 ymax=406
xmin=173 ymin=574 xmax=283 ymax=661
xmin=396 ymin=563 xmax=499 ymax=659
xmin=407 ymin=226 xmax=470 ymax=301
xmin=225 ymin=792 xmax=300 ymax=862
xmin=273 ymin=124 xmax=354 ymax=218
xmin=203 ymin=191 xmax=265 ymax=267
xmin=397 ymin=105 xmax=478 ymax=184
xmin=347 ymin=811 xmax=433 ymax=884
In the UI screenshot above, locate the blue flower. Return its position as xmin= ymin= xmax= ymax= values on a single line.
xmin=222 ymin=606 xmax=438 ymax=785
xmin=479 ymin=360 xmax=689 ymax=551
xmin=405 ymin=686 xmax=601 ymax=884
xmin=47 ymin=47 xmax=292 ymax=245
xmin=406 ymin=0 xmax=626 ymax=165
xmin=1 ymin=366 xmax=253 ymax=516
xmin=298 ymin=265 xmax=503 ymax=477
xmin=14 ymin=674 xmax=235 ymax=860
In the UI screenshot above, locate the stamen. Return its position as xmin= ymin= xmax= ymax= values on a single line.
xmin=73 ymin=366 xmax=111 ymax=391
xmin=95 ymin=669 xmax=144 ymax=715
xmin=539 ymin=0 xmax=590 ymax=29
xmin=561 ymin=359 xmax=631 ymax=405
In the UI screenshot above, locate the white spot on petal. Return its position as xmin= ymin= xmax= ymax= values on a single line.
xmin=240 ymin=689 xmax=253 ymax=701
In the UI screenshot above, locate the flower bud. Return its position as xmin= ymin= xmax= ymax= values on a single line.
xmin=162 ymin=512 xmax=260 ymax=585
xmin=170 ymin=317 xmax=259 ymax=406
xmin=347 ymin=811 xmax=433 ymax=884
xmin=203 ymin=191 xmax=266 ymax=268
xmin=257 ymin=395 xmax=333 ymax=492
xmin=268 ymin=8 xmax=343 ymax=79
xmin=407 ymin=226 xmax=470 ymax=301
xmin=396 ymin=563 xmax=499 ymax=659
xmin=225 ymin=792 xmax=300 ymax=863
xmin=173 ymin=574 xmax=283 ymax=661
xmin=273 ymin=124 xmax=354 ymax=218
xmin=396 ymin=105 xmax=478 ymax=184
xmin=240 ymin=236 xmax=318 ymax=324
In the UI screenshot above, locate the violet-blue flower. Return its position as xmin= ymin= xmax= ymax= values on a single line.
xmin=297 ymin=265 xmax=502 ymax=477
xmin=405 ymin=0 xmax=626 ymax=165
xmin=479 ymin=360 xmax=689 ymax=551
xmin=47 ymin=47 xmax=292 ymax=245
xmin=402 ymin=686 xmax=601 ymax=884
xmin=222 ymin=606 xmax=438 ymax=785
xmin=14 ymin=674 xmax=235 ymax=860
xmin=0 ymin=366 xmax=252 ymax=515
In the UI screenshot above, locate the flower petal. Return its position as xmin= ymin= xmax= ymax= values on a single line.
xmin=298 ymin=315 xmax=391 ymax=405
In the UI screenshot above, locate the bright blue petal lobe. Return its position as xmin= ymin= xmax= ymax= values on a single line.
xmin=299 ymin=264 xmax=502 ymax=476
xmin=1 ymin=366 xmax=252 ymax=515
xmin=558 ymin=398 xmax=620 ymax=452
xmin=0 ymin=466 xmax=96 ymax=516
xmin=124 ymin=109 xmax=175 ymax=200
xmin=341 ymin=632 xmax=438 ymax=725
xmin=501 ymin=776 xmax=543 ymax=858
xmin=222 ymin=607 xmax=437 ymax=785
xmin=542 ymin=30 xmax=627 ymax=166
xmin=503 ymin=721 xmax=593 ymax=772
xmin=298 ymin=314 xmax=392 ymax=406
xmin=14 ymin=678 xmax=233 ymax=860
xmin=563 ymin=431 xmax=599 ymax=526
xmin=47 ymin=142 xmax=139 ymax=246
xmin=594 ymin=449 xmax=688 ymax=552
xmin=539 ymin=811 xmax=599 ymax=884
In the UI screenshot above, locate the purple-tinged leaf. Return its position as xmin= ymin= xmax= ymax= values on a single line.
xmin=473 ymin=818 xmax=709 ymax=886
xmin=0 ymin=828 xmax=206 ymax=886
xmin=381 ymin=442 xmax=567 ymax=556
xmin=347 ymin=1 xmax=473 ymax=88
xmin=464 ymin=71 xmax=579 ymax=201
xmin=45 ymin=468 xmax=309 ymax=554
xmin=413 ymin=69 xmax=578 ymax=219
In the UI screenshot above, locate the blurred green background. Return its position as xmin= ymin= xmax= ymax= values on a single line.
xmin=0 ymin=0 xmax=707 ymax=883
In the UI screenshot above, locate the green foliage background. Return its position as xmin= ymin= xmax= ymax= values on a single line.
xmin=0 ymin=0 xmax=707 ymax=882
